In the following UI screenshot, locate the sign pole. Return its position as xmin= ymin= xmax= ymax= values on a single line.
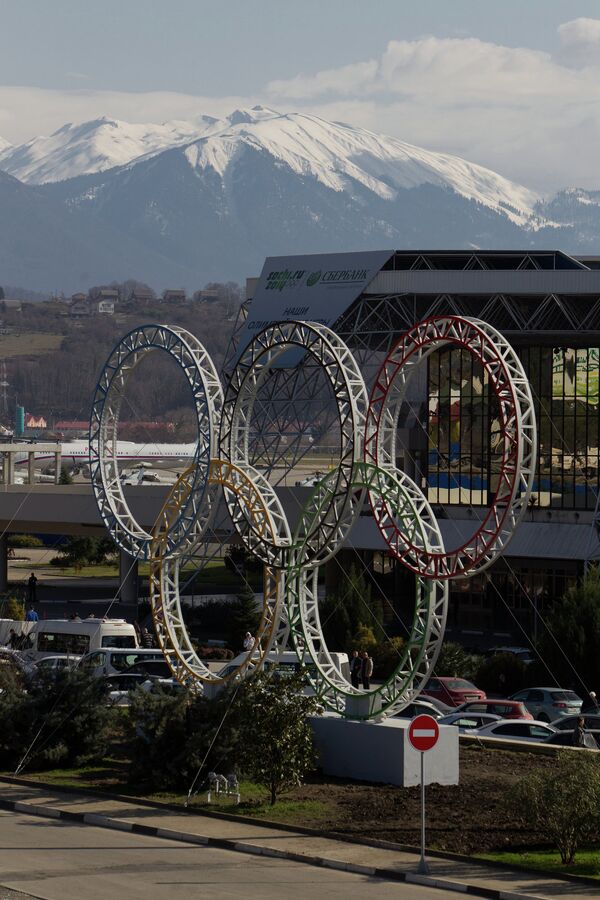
xmin=408 ymin=714 xmax=438 ymax=876
xmin=417 ymin=750 xmax=430 ymax=875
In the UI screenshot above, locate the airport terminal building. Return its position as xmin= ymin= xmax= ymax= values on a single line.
xmin=234 ymin=249 xmax=600 ymax=648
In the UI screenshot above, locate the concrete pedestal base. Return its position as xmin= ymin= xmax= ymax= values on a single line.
xmin=310 ymin=713 xmax=459 ymax=786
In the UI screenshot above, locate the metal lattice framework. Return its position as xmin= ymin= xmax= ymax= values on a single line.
xmin=286 ymin=461 xmax=447 ymax=719
xmin=365 ymin=317 xmax=537 ymax=578
xmin=150 ymin=460 xmax=287 ymax=687
xmin=91 ymin=317 xmax=536 ymax=718
xmin=89 ymin=324 xmax=222 ymax=560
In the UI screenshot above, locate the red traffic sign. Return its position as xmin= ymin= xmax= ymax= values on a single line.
xmin=408 ymin=714 xmax=439 ymax=752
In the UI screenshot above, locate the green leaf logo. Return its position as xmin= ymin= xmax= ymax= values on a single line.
xmin=306 ymin=270 xmax=321 ymax=287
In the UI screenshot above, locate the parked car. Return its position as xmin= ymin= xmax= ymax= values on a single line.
xmin=453 ymin=699 xmax=532 ymax=720
xmin=438 ymin=712 xmax=502 ymax=732
xmin=550 ymin=714 xmax=600 ymax=749
xmin=80 ymin=647 xmax=164 ymax=678
xmin=488 ymin=646 xmax=535 ymax=665
xmin=422 ymin=677 xmax=486 ymax=707
xmin=394 ymin=700 xmax=445 ymax=720
xmin=475 ymin=719 xmax=557 ymax=742
xmin=510 ymin=687 xmax=582 ymax=722
xmin=551 ymin=713 xmax=600 ymax=731
xmin=543 ymin=730 xmax=598 ymax=750
xmin=34 ymin=655 xmax=81 ymax=673
xmin=416 ymin=694 xmax=454 ymax=715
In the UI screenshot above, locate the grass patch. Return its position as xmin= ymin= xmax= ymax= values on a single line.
xmin=479 ymin=849 xmax=600 ymax=880
xmin=0 ymin=332 xmax=63 ymax=358
xmin=189 ymin=781 xmax=329 ymax=822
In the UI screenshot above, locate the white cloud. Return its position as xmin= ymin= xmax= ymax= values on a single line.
xmin=1 ymin=20 xmax=600 ymax=193
xmin=265 ymin=25 xmax=600 ymax=193
xmin=0 ymin=86 xmax=250 ymax=144
xmin=557 ymin=17 xmax=600 ymax=67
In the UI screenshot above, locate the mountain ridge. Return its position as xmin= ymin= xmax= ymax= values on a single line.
xmin=0 ymin=107 xmax=598 ymax=293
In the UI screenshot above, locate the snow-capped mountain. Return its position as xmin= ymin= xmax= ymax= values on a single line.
xmin=3 ymin=106 xmax=541 ymax=225
xmin=0 ymin=114 xmax=222 ymax=184
xmin=0 ymin=136 xmax=11 ymax=156
xmin=0 ymin=106 xmax=597 ymax=292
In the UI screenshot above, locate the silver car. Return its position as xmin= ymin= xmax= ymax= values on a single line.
xmin=475 ymin=719 xmax=557 ymax=743
xmin=509 ymin=687 xmax=582 ymax=722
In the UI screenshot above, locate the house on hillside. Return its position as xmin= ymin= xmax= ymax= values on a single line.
xmin=129 ymin=287 xmax=155 ymax=303
xmin=97 ymin=288 xmax=119 ymax=303
xmin=97 ymin=299 xmax=115 ymax=315
xmin=163 ymin=289 xmax=186 ymax=302
xmin=194 ymin=289 xmax=220 ymax=303
xmin=69 ymin=296 xmax=91 ymax=317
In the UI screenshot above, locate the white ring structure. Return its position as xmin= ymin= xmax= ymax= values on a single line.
xmin=150 ymin=460 xmax=288 ymax=689
xmin=90 ymin=325 xmax=223 ymax=560
xmin=219 ymin=320 xmax=368 ymax=568
xmin=286 ymin=462 xmax=448 ymax=719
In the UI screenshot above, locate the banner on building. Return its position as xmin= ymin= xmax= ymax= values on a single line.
xmin=234 ymin=249 xmax=394 ymax=366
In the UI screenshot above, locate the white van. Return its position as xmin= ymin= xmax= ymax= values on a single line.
xmin=80 ymin=646 xmax=164 ymax=678
xmin=22 ymin=618 xmax=139 ymax=662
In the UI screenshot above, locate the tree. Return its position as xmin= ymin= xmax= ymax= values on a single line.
xmin=434 ymin=641 xmax=481 ymax=680
xmin=1 ymin=597 xmax=24 ymax=620
xmin=319 ymin=563 xmax=384 ymax=651
xmin=236 ymin=671 xmax=318 ymax=805
xmin=229 ymin=584 xmax=261 ymax=649
xmin=0 ymin=669 xmax=111 ymax=771
xmin=537 ymin=567 xmax=600 ymax=694
xmin=475 ymin=652 xmax=527 ymax=696
xmin=511 ymin=754 xmax=600 ymax=864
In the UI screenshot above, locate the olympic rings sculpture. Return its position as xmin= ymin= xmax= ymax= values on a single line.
xmin=90 ymin=316 xmax=536 ymax=719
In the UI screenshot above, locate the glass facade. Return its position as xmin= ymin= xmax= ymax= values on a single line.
xmin=427 ymin=345 xmax=600 ymax=510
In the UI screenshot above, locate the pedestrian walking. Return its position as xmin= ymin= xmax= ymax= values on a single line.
xmin=141 ymin=627 xmax=154 ymax=648
xmin=243 ymin=631 xmax=255 ymax=652
xmin=361 ymin=650 xmax=373 ymax=690
xmin=584 ymin=691 xmax=600 ymax=713
xmin=27 ymin=572 xmax=37 ymax=603
xmin=25 ymin=606 xmax=38 ymax=622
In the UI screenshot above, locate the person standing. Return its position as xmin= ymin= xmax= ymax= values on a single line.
xmin=25 ymin=606 xmax=38 ymax=622
xmin=27 ymin=572 xmax=38 ymax=603
xmin=584 ymin=691 xmax=599 ymax=713
xmin=573 ymin=716 xmax=587 ymax=747
xmin=350 ymin=650 xmax=361 ymax=688
xmin=361 ymin=650 xmax=373 ymax=690
xmin=243 ymin=632 xmax=255 ymax=652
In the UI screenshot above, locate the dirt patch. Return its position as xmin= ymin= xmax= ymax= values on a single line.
xmin=238 ymin=744 xmax=561 ymax=855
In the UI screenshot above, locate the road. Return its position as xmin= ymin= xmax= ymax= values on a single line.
xmin=0 ymin=809 xmax=457 ymax=900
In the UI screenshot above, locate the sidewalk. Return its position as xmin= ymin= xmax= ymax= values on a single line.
xmin=0 ymin=778 xmax=596 ymax=899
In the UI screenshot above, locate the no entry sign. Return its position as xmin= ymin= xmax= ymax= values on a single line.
xmin=408 ymin=714 xmax=439 ymax=753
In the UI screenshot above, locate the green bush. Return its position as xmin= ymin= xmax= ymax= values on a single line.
xmin=128 ymin=686 xmax=243 ymax=792
xmin=0 ymin=669 xmax=112 ymax=771
xmin=511 ymin=754 xmax=600 ymax=864
xmin=7 ymin=534 xmax=43 ymax=549
xmin=0 ymin=597 xmax=25 ymax=620
xmin=475 ymin=652 xmax=527 ymax=696
xmin=373 ymin=636 xmax=405 ymax=679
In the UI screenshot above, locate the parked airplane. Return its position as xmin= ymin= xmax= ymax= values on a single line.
xmin=14 ymin=440 xmax=197 ymax=467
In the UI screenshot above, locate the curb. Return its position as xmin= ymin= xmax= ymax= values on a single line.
xmin=0 ymin=794 xmax=545 ymax=900
xmin=0 ymin=774 xmax=597 ymax=891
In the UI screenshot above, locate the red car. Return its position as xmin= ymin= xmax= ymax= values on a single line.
xmin=422 ymin=677 xmax=486 ymax=707
xmin=453 ymin=699 xmax=533 ymax=720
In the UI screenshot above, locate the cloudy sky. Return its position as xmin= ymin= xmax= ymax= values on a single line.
xmin=1 ymin=0 xmax=600 ymax=193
